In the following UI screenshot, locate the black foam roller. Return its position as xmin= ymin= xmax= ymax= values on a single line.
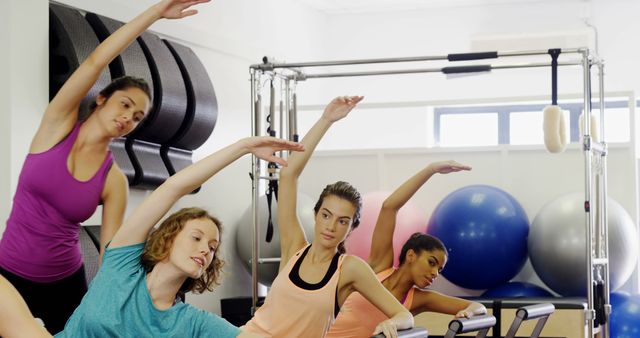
xmin=164 ymin=147 xmax=193 ymax=175
xmin=133 ymin=31 xmax=187 ymax=144
xmin=163 ymin=40 xmax=218 ymax=150
xmin=129 ymin=140 xmax=170 ymax=189
xmin=84 ymin=13 xmax=154 ymax=98
xmin=108 ymin=137 xmax=139 ymax=184
xmin=79 ymin=226 xmax=100 ymax=283
xmin=164 ymin=147 xmax=200 ymax=193
xmin=49 ymin=3 xmax=111 ymax=120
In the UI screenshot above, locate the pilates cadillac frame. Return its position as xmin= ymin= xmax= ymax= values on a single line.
xmin=248 ymin=48 xmax=609 ymax=338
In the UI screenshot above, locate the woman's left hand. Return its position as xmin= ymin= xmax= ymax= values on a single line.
xmin=321 ymin=95 xmax=364 ymax=122
xmin=156 ymin=0 xmax=212 ymax=20
xmin=242 ymin=136 xmax=304 ymax=166
xmin=429 ymin=160 xmax=472 ymax=175
xmin=455 ymin=309 xmax=474 ymax=318
xmin=372 ymin=319 xmax=398 ymax=338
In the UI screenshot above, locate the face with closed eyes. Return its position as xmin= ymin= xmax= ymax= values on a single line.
xmin=313 ymin=194 xmax=357 ymax=250
xmin=168 ymin=218 xmax=220 ymax=279
xmin=404 ymin=249 xmax=447 ymax=289
xmin=94 ymin=87 xmax=151 ymax=137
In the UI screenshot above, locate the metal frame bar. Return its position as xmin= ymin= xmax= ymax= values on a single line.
xmin=251 ymin=48 xmax=585 ymax=71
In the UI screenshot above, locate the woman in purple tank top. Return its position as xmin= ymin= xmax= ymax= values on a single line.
xmin=0 ymin=0 xmax=209 ymax=334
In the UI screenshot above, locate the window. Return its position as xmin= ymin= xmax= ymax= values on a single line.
xmin=440 ymin=112 xmax=498 ymax=146
xmin=590 ymin=107 xmax=630 ymax=143
xmin=293 ymin=98 xmax=634 ymax=151
xmin=435 ymin=100 xmax=632 ymax=147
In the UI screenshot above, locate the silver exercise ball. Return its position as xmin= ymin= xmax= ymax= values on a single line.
xmin=528 ymin=193 xmax=639 ymax=296
xmin=236 ymin=193 xmax=316 ymax=286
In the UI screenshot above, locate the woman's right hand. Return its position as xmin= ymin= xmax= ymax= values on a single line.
xmin=372 ymin=319 xmax=398 ymax=338
xmin=241 ymin=136 xmax=304 ymax=166
xmin=155 ymin=0 xmax=211 ymax=20
xmin=321 ymin=95 xmax=364 ymax=122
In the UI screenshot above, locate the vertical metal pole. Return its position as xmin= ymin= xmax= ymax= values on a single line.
xmin=598 ymin=61 xmax=611 ymax=338
xmin=291 ymin=82 xmax=299 ymax=142
xmin=284 ymin=80 xmax=291 ymax=141
xmin=279 ymin=79 xmax=284 ymax=136
xmin=250 ymin=69 xmax=260 ymax=314
xmin=269 ymin=78 xmax=276 ymax=137
xmin=581 ymin=50 xmax=595 ymax=338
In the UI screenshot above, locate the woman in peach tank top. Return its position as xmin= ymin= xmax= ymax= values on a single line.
xmin=326 ymin=161 xmax=487 ymax=338
xmin=242 ymin=96 xmax=414 ymax=338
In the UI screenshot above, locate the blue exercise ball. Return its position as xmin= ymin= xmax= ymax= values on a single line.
xmin=427 ymin=185 xmax=529 ymax=290
xmin=610 ymin=292 xmax=640 ymax=338
xmin=482 ymin=281 xmax=554 ymax=298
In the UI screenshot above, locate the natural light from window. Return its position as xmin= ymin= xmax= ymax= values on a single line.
xmin=591 ymin=107 xmax=630 ymax=143
xmin=439 ymin=113 xmax=498 ymax=146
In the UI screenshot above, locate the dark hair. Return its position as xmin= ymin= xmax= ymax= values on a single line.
xmin=87 ymin=76 xmax=151 ymax=113
xmin=398 ymin=233 xmax=447 ymax=266
xmin=141 ymin=207 xmax=224 ymax=294
xmin=313 ymin=181 xmax=362 ymax=254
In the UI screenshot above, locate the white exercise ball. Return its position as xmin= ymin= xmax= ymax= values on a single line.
xmin=236 ymin=193 xmax=316 ymax=286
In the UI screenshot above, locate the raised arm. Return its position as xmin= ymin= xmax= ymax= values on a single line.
xmin=109 ymin=137 xmax=303 ymax=248
xmin=31 ymin=0 xmax=210 ymax=152
xmin=368 ymin=161 xmax=471 ymax=271
xmin=340 ymin=256 xmax=414 ymax=338
xmin=0 ymin=276 xmax=52 ymax=338
xmin=98 ymin=165 xmax=129 ymax=262
xmin=277 ymin=96 xmax=363 ymax=268
xmin=411 ymin=290 xmax=486 ymax=318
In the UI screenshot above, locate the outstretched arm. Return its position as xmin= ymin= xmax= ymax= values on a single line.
xmin=411 ymin=290 xmax=486 ymax=318
xmin=31 ymin=0 xmax=211 ymax=152
xmin=368 ymin=161 xmax=471 ymax=271
xmin=0 ymin=276 xmax=52 ymax=338
xmin=109 ymin=137 xmax=303 ymax=249
xmin=277 ymin=96 xmax=363 ymax=269
xmin=340 ymin=256 xmax=413 ymax=338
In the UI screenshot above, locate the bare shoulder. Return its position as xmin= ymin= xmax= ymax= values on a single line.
xmin=342 ymin=254 xmax=368 ymax=267
xmin=341 ymin=255 xmax=372 ymax=280
xmin=103 ymin=163 xmax=128 ymax=197
xmin=107 ymin=162 xmax=127 ymax=183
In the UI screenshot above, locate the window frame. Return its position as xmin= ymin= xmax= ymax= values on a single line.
xmin=434 ymin=100 xmax=632 ymax=146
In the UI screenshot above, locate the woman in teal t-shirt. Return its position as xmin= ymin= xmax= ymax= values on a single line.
xmin=0 ymin=134 xmax=303 ymax=338
xmin=54 ymin=136 xmax=302 ymax=338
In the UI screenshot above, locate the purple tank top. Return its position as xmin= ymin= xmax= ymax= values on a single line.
xmin=0 ymin=123 xmax=113 ymax=282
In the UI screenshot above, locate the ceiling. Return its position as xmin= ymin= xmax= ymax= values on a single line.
xmin=299 ymin=0 xmax=584 ymax=14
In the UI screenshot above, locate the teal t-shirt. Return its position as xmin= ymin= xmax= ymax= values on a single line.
xmin=55 ymin=242 xmax=240 ymax=338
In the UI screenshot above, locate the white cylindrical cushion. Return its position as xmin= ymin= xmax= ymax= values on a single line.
xmin=543 ymin=105 xmax=568 ymax=153
xmin=579 ymin=112 xmax=600 ymax=143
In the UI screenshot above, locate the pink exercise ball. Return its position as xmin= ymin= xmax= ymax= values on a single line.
xmin=345 ymin=191 xmax=428 ymax=267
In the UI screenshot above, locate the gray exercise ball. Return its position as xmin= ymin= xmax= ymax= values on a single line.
xmin=236 ymin=193 xmax=316 ymax=286
xmin=528 ymin=193 xmax=639 ymax=296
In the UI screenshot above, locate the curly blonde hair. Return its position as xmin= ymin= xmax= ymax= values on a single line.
xmin=141 ymin=207 xmax=224 ymax=294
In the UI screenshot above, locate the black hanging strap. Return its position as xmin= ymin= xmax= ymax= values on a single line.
xmin=548 ymin=49 xmax=561 ymax=105
xmin=265 ymin=164 xmax=279 ymax=243
xmin=265 ymin=78 xmax=278 ymax=243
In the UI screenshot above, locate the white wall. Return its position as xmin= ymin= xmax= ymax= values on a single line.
xmin=0 ymin=1 xmax=10 ymax=227
xmin=0 ymin=0 xmax=49 ymax=236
